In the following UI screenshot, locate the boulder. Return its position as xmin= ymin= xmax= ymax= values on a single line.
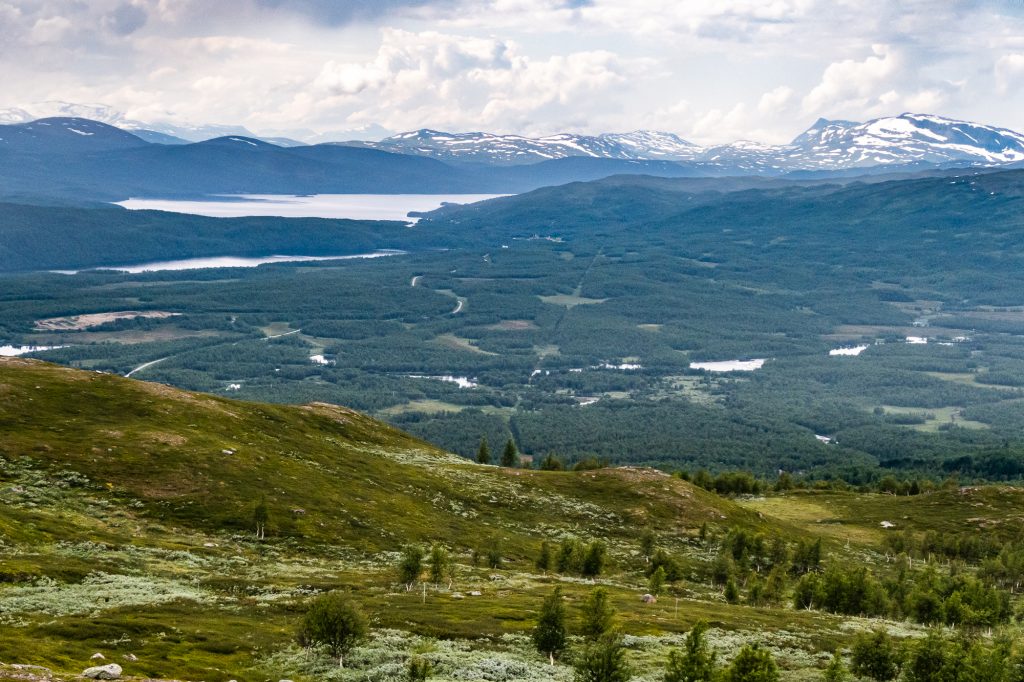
xmin=82 ymin=664 xmax=122 ymax=679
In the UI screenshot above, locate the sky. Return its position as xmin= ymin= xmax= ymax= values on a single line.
xmin=2 ymin=0 xmax=1024 ymax=144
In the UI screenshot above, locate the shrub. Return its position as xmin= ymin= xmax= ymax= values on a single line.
xmin=407 ymin=656 xmax=432 ymax=681
xmin=297 ymin=592 xmax=368 ymax=668
xmin=722 ymin=644 xmax=778 ymax=682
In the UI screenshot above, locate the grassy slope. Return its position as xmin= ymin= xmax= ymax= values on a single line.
xmin=1 ymin=357 xmax=1021 ymax=681
xmin=0 ymin=358 xmax=759 ymax=555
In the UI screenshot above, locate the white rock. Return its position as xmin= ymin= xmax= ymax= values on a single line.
xmin=82 ymin=663 xmax=122 ymax=679
xmin=90 ymin=653 xmax=105 ymax=660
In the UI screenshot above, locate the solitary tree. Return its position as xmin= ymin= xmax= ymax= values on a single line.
xmin=536 ymin=540 xmax=553 ymax=572
xmin=477 ymin=437 xmax=491 ymax=464
xmin=533 ymin=586 xmax=568 ymax=665
xmin=253 ymin=497 xmax=268 ymax=540
xmin=399 ymin=545 xmax=425 ymax=590
xmin=574 ymin=632 xmax=631 ymax=682
xmin=428 ymin=544 xmax=451 ymax=587
xmin=723 ymin=644 xmax=778 ymax=682
xmin=298 ymin=592 xmax=368 ymax=668
xmin=501 ymin=438 xmax=519 ymax=467
xmin=581 ymin=587 xmax=616 ymax=640
xmin=664 ymin=620 xmax=716 ymax=682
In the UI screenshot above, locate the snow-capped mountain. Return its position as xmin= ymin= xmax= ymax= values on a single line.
xmin=346 ymin=129 xmax=700 ymax=164
xmin=340 ymin=114 xmax=1024 ymax=172
xmin=785 ymin=113 xmax=1024 ymax=168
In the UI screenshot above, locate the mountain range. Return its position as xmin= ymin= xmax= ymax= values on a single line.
xmin=351 ymin=113 xmax=1024 ymax=171
xmin=2 ymin=111 xmax=1024 ymax=201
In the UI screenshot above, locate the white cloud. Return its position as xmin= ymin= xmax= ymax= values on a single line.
xmin=802 ymin=44 xmax=901 ymax=116
xmin=29 ymin=15 xmax=72 ymax=43
xmin=757 ymin=86 xmax=794 ymax=116
xmin=995 ymin=53 xmax=1024 ymax=95
xmin=306 ymin=29 xmax=636 ymax=133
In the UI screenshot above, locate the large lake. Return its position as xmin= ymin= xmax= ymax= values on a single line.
xmin=115 ymin=194 xmax=507 ymax=222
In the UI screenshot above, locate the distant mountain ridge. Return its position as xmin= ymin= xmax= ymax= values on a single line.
xmin=345 ymin=113 xmax=1024 ymax=171
xmin=342 ymin=129 xmax=701 ymax=164
xmin=2 ymin=112 xmax=1024 ymax=201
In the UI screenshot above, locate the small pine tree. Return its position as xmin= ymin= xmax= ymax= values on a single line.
xmin=558 ymin=538 xmax=585 ymax=573
xmin=648 ymin=566 xmax=666 ymax=597
xmin=640 ymin=528 xmax=656 ymax=561
xmin=582 ymin=540 xmax=607 ymax=577
xmin=724 ymin=644 xmax=778 ymax=682
xmin=501 ymin=438 xmax=519 ymax=467
xmin=297 ymin=592 xmax=368 ymax=668
xmin=253 ymin=497 xmax=268 ymax=540
xmin=581 ymin=587 xmax=616 ymax=640
xmin=724 ymin=578 xmax=740 ymax=604
xmin=573 ymin=632 xmax=631 ymax=682
xmin=824 ymin=649 xmax=848 ymax=682
xmin=486 ymin=544 xmax=503 ymax=569
xmin=398 ymin=545 xmax=425 ymax=590
xmin=536 ymin=540 xmax=553 ymax=572
xmin=476 ymin=437 xmax=491 ymax=464
xmin=533 ymin=586 xmax=567 ymax=665
xmin=664 ymin=620 xmax=716 ymax=682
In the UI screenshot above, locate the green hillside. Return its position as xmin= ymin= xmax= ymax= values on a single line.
xmin=1 ymin=358 xmax=1022 ymax=681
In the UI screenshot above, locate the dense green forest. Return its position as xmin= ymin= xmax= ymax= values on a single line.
xmin=4 ymin=170 xmax=1024 ymax=480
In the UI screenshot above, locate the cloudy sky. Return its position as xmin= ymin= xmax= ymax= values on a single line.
xmin=3 ymin=0 xmax=1024 ymax=143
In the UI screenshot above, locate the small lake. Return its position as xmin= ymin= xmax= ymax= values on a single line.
xmin=57 ymin=250 xmax=402 ymax=274
xmin=829 ymin=345 xmax=869 ymax=356
xmin=408 ymin=375 xmax=479 ymax=388
xmin=690 ymin=359 xmax=766 ymax=372
xmin=0 ymin=345 xmax=65 ymax=356
xmin=115 ymin=194 xmax=508 ymax=222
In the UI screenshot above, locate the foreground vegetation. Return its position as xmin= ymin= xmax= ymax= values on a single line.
xmin=1 ymin=358 xmax=1023 ymax=681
